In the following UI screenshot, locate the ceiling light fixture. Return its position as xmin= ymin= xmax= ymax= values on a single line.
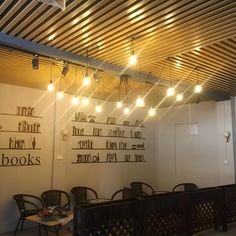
xmin=57 ymin=90 xmax=64 ymax=100
xmin=166 ymin=58 xmax=175 ymax=97
xmin=47 ymin=63 xmax=55 ymax=92
xmin=71 ymin=96 xmax=79 ymax=105
xmin=57 ymin=75 xmax=64 ymax=100
xmin=124 ymin=107 xmax=130 ymax=114
xmin=194 ymin=67 xmax=202 ymax=93
xmin=83 ymin=50 xmax=91 ymax=87
xmin=32 ymin=54 xmax=39 ymax=70
xmin=47 ymin=80 xmax=54 ymax=91
xmin=96 ymin=104 xmax=102 ymax=113
xmin=148 ymin=107 xmax=156 ymax=116
xmin=129 ymin=37 xmax=138 ymax=66
xmin=61 ymin=62 xmax=69 ymax=76
xmin=176 ymin=93 xmax=183 ymax=101
xmin=136 ymin=97 xmax=145 ymax=107
xmin=116 ymin=101 xmax=123 ymax=108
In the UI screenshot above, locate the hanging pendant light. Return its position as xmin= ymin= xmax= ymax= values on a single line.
xmin=116 ymin=101 xmax=123 ymax=108
xmin=83 ymin=50 xmax=91 ymax=86
xmin=148 ymin=107 xmax=156 ymax=116
xmin=82 ymin=70 xmax=91 ymax=87
xmin=47 ymin=63 xmax=55 ymax=91
xmin=194 ymin=67 xmax=202 ymax=93
xmin=176 ymin=93 xmax=183 ymax=101
xmin=129 ymin=37 xmax=138 ymax=66
xmin=71 ymin=96 xmax=79 ymax=105
xmin=136 ymin=97 xmax=145 ymax=107
xmin=124 ymin=107 xmax=130 ymax=114
xmin=166 ymin=58 xmax=175 ymax=97
xmin=96 ymin=104 xmax=102 ymax=113
xmin=57 ymin=90 xmax=64 ymax=100
xmin=47 ymin=80 xmax=54 ymax=91
xmin=57 ymin=75 xmax=64 ymax=100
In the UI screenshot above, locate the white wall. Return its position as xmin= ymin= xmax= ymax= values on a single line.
xmin=157 ymin=101 xmax=235 ymax=191
xmin=0 ymin=83 xmax=157 ymax=233
xmin=0 ymin=83 xmax=55 ymax=233
xmin=0 ymin=82 xmax=235 ymax=234
xmin=52 ymin=94 xmax=157 ymax=198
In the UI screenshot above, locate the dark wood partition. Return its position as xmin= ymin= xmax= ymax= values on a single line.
xmin=187 ymin=187 xmax=223 ymax=234
xmin=219 ymin=184 xmax=236 ymax=231
xmin=73 ymin=187 xmax=224 ymax=236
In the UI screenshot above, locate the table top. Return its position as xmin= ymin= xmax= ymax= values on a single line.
xmin=26 ymin=212 xmax=73 ymax=226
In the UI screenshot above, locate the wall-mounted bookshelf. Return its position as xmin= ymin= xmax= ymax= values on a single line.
xmin=72 ymin=134 xmax=145 ymax=139
xmin=0 ymin=112 xmax=43 ymax=119
xmin=72 ymin=148 xmax=146 ymax=150
xmin=72 ymin=120 xmax=145 ymax=128
xmin=72 ymin=160 xmax=147 ymax=164
xmin=0 ymin=130 xmax=41 ymax=134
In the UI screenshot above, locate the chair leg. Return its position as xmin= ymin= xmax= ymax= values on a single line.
xmin=14 ymin=217 xmax=21 ymax=236
xmin=20 ymin=218 xmax=25 ymax=230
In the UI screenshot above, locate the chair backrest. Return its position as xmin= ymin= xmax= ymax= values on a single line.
xmin=13 ymin=194 xmax=43 ymax=214
xmin=41 ymin=190 xmax=70 ymax=210
xmin=111 ymin=187 xmax=137 ymax=200
xmin=130 ymin=181 xmax=154 ymax=195
xmin=71 ymin=186 xmax=98 ymax=205
xmin=172 ymin=183 xmax=198 ymax=192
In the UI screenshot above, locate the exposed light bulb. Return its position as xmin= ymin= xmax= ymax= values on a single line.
xmin=148 ymin=107 xmax=156 ymax=116
xmin=116 ymin=101 xmax=123 ymax=108
xmin=124 ymin=107 xmax=130 ymax=114
xmin=57 ymin=90 xmax=64 ymax=100
xmin=176 ymin=94 xmax=183 ymax=101
xmin=96 ymin=104 xmax=102 ymax=113
xmin=129 ymin=53 xmax=137 ymax=65
xmin=166 ymin=87 xmax=175 ymax=97
xmin=82 ymin=97 xmax=89 ymax=106
xmin=71 ymin=96 xmax=79 ymax=105
xmin=136 ymin=97 xmax=145 ymax=107
xmin=82 ymin=72 xmax=91 ymax=86
xmin=194 ymin=84 xmax=202 ymax=93
xmin=47 ymin=80 xmax=54 ymax=91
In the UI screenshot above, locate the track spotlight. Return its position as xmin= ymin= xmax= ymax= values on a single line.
xmin=62 ymin=62 xmax=69 ymax=76
xmin=32 ymin=55 xmax=39 ymax=70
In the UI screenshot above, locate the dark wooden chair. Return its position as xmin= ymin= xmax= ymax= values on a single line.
xmin=130 ymin=181 xmax=166 ymax=196
xmin=172 ymin=183 xmax=198 ymax=192
xmin=71 ymin=186 xmax=98 ymax=205
xmin=41 ymin=190 xmax=70 ymax=211
xmin=111 ymin=187 xmax=137 ymax=200
xmin=13 ymin=194 xmax=44 ymax=236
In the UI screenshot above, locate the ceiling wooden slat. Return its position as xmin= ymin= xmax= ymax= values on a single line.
xmin=0 ymin=0 xmax=235 ymax=104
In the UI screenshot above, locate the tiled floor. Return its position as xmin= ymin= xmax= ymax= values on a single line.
xmin=1 ymin=223 xmax=236 ymax=236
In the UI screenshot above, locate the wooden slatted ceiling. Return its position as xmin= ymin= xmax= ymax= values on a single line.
xmin=0 ymin=0 xmax=235 ymax=98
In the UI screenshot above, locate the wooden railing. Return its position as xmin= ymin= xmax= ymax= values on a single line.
xmin=73 ymin=185 xmax=236 ymax=236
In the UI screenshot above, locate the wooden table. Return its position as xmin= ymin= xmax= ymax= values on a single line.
xmin=26 ymin=212 xmax=73 ymax=235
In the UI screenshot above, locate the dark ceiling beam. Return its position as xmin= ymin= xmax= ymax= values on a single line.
xmin=0 ymin=32 xmax=229 ymax=101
